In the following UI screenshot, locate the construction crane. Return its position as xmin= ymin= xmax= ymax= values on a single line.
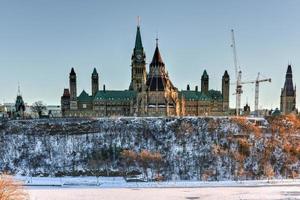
xmin=231 ymin=29 xmax=242 ymax=116
xmin=240 ymin=73 xmax=271 ymax=116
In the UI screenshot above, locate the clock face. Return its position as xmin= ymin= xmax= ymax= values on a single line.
xmin=136 ymin=54 xmax=142 ymax=60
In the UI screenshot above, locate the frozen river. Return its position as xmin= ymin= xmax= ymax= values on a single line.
xmin=27 ymin=186 xmax=300 ymax=200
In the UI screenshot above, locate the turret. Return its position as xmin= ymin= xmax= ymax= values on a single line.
xmin=91 ymin=68 xmax=99 ymax=96
xmin=222 ymin=70 xmax=230 ymax=111
xmin=201 ymin=70 xmax=209 ymax=94
xmin=61 ymin=88 xmax=70 ymax=116
xmin=69 ymin=68 xmax=78 ymax=110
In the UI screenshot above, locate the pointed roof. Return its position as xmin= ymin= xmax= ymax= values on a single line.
xmin=134 ymin=26 xmax=143 ymax=51
xmin=202 ymin=70 xmax=209 ymax=79
xmin=286 ymin=64 xmax=292 ymax=78
xmin=78 ymin=90 xmax=92 ymax=102
xmin=150 ymin=45 xmax=164 ymax=66
xmin=92 ymin=68 xmax=98 ymax=75
xmin=70 ymin=68 xmax=76 ymax=75
xmin=62 ymin=89 xmax=70 ymax=97
xmin=282 ymin=64 xmax=295 ymax=96
xmin=223 ymin=70 xmax=229 ymax=78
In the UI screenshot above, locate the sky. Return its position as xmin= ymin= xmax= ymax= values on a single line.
xmin=0 ymin=0 xmax=300 ymax=110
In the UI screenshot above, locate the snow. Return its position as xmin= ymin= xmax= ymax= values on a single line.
xmin=16 ymin=176 xmax=300 ymax=188
xmin=26 ymin=185 xmax=300 ymax=200
xmin=20 ymin=176 xmax=300 ymax=200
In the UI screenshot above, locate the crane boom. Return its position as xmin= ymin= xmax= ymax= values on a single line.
xmin=238 ymin=73 xmax=271 ymax=115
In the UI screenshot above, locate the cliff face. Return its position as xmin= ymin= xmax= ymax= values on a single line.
xmin=0 ymin=117 xmax=299 ymax=180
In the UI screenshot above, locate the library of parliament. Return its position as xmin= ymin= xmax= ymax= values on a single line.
xmin=61 ymin=24 xmax=230 ymax=117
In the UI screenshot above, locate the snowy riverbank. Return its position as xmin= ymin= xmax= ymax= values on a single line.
xmin=17 ymin=176 xmax=300 ymax=188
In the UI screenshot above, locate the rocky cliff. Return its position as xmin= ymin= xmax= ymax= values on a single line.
xmin=0 ymin=116 xmax=299 ymax=180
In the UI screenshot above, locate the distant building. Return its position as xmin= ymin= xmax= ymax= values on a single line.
xmin=61 ymin=24 xmax=230 ymax=117
xmin=280 ymin=65 xmax=297 ymax=115
xmin=14 ymin=85 xmax=26 ymax=119
xmin=243 ymin=103 xmax=250 ymax=116
xmin=46 ymin=105 xmax=62 ymax=118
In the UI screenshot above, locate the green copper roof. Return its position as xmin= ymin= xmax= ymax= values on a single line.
xmin=272 ymin=108 xmax=281 ymax=116
xmin=202 ymin=70 xmax=208 ymax=79
xmin=78 ymin=90 xmax=92 ymax=102
xmin=134 ymin=26 xmax=143 ymax=50
xmin=94 ymin=90 xmax=137 ymax=101
xmin=207 ymin=90 xmax=223 ymax=100
xmin=180 ymin=89 xmax=223 ymax=101
xmin=180 ymin=91 xmax=210 ymax=101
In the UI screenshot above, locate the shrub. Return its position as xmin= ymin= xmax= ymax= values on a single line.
xmin=0 ymin=174 xmax=28 ymax=200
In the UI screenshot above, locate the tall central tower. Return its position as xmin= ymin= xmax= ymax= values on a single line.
xmin=129 ymin=23 xmax=147 ymax=92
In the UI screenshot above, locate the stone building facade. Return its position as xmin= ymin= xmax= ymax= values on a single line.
xmin=61 ymin=25 xmax=230 ymax=117
xmin=280 ymin=65 xmax=297 ymax=115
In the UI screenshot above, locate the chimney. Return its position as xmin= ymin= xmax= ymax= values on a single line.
xmin=187 ymin=84 xmax=190 ymax=91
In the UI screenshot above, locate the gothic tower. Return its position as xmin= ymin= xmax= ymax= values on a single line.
xmin=222 ymin=70 xmax=230 ymax=111
xmin=201 ymin=70 xmax=209 ymax=94
xmin=91 ymin=68 xmax=99 ymax=96
xmin=69 ymin=68 xmax=78 ymax=110
xmin=129 ymin=23 xmax=147 ymax=92
xmin=145 ymin=39 xmax=178 ymax=116
xmin=280 ymin=64 xmax=296 ymax=115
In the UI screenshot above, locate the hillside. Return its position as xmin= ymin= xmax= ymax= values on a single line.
xmin=0 ymin=116 xmax=300 ymax=181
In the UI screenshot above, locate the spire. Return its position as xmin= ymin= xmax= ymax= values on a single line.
xmin=202 ymin=70 xmax=209 ymax=79
xmin=150 ymin=40 xmax=164 ymax=66
xmin=17 ymin=82 xmax=21 ymax=96
xmin=282 ymin=64 xmax=295 ymax=96
xmin=134 ymin=21 xmax=143 ymax=51
xmin=70 ymin=67 xmax=76 ymax=75
xmin=92 ymin=68 xmax=98 ymax=75
xmin=286 ymin=64 xmax=292 ymax=78
xmin=223 ymin=70 xmax=229 ymax=78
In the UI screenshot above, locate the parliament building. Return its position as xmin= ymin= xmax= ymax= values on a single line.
xmin=61 ymin=25 xmax=230 ymax=117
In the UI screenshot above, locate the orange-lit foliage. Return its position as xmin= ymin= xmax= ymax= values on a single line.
xmin=212 ymin=144 xmax=228 ymax=156
xmin=237 ymin=138 xmax=251 ymax=156
xmin=232 ymin=151 xmax=246 ymax=162
xmin=121 ymin=150 xmax=137 ymax=165
xmin=122 ymin=149 xmax=163 ymax=180
xmin=268 ymin=114 xmax=300 ymax=135
xmin=202 ymin=170 xmax=214 ymax=181
xmin=231 ymin=117 xmax=262 ymax=138
xmin=120 ymin=150 xmax=137 ymax=173
xmin=207 ymin=119 xmax=219 ymax=132
xmin=264 ymin=163 xmax=275 ymax=179
xmin=0 ymin=174 xmax=28 ymax=200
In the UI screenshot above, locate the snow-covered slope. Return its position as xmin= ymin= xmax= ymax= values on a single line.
xmin=0 ymin=117 xmax=299 ymax=180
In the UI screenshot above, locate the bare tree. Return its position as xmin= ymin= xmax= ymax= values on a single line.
xmin=120 ymin=150 xmax=137 ymax=175
xmin=151 ymin=152 xmax=163 ymax=181
xmin=138 ymin=150 xmax=153 ymax=180
xmin=87 ymin=159 xmax=102 ymax=185
xmin=31 ymin=101 xmax=46 ymax=118
xmin=0 ymin=174 xmax=28 ymax=200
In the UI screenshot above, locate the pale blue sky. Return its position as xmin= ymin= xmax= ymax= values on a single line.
xmin=0 ymin=0 xmax=299 ymax=110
